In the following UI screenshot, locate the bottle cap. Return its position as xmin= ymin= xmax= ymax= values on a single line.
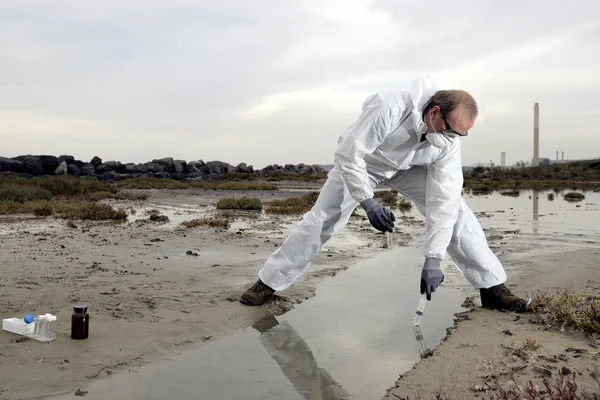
xmin=24 ymin=314 xmax=34 ymax=324
xmin=73 ymin=305 xmax=88 ymax=313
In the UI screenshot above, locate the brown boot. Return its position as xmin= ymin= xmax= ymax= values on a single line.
xmin=480 ymin=283 xmax=531 ymax=313
xmin=240 ymin=279 xmax=275 ymax=306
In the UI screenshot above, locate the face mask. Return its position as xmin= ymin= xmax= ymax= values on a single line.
xmin=425 ymin=111 xmax=453 ymax=149
xmin=425 ymin=132 xmax=452 ymax=149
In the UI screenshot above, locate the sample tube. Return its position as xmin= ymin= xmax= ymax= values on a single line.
xmin=412 ymin=293 xmax=427 ymax=326
xmin=385 ymin=207 xmax=394 ymax=249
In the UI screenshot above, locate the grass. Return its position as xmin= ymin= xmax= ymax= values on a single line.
xmin=0 ymin=175 xmax=116 ymax=196
xmin=564 ymin=192 xmax=585 ymax=202
xmin=375 ymin=190 xmax=398 ymax=207
xmin=548 ymin=193 xmax=555 ymax=201
xmin=115 ymin=177 xmax=278 ymax=191
xmin=216 ymin=196 xmax=262 ymax=211
xmin=529 ymin=290 xmax=600 ymax=333
xmin=181 ymin=217 xmax=230 ymax=229
xmin=218 ymin=172 xmax=328 ymax=182
xmin=0 ymin=176 xmax=126 ymax=220
xmin=500 ymin=190 xmax=521 ymax=197
xmin=264 ymin=192 xmax=320 ymax=214
xmin=398 ymin=198 xmax=413 ymax=213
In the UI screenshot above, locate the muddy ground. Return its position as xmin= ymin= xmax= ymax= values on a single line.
xmin=385 ymin=238 xmax=600 ymax=398
xmin=1 ymin=182 xmax=599 ymax=399
xmin=0 ymin=182 xmax=420 ymax=399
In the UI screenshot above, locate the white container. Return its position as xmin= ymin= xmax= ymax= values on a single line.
xmin=2 ymin=318 xmax=35 ymax=336
xmin=2 ymin=314 xmax=57 ymax=342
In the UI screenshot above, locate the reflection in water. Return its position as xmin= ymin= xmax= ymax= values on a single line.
xmin=532 ymin=190 xmax=539 ymax=235
xmin=412 ymin=326 xmax=432 ymax=359
xmin=254 ymin=316 xmax=350 ymax=400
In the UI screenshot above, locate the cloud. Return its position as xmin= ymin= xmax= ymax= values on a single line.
xmin=1 ymin=0 xmax=599 ymax=167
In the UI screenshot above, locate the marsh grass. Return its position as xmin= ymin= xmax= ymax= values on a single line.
xmin=264 ymin=192 xmax=320 ymax=214
xmin=398 ymin=199 xmax=413 ymax=213
xmin=181 ymin=217 xmax=230 ymax=229
xmin=216 ymin=197 xmax=262 ymax=211
xmin=116 ymin=177 xmax=278 ymax=191
xmin=564 ymin=192 xmax=585 ymax=202
xmin=529 ymin=290 xmax=600 ymax=333
xmin=500 ymin=190 xmax=521 ymax=197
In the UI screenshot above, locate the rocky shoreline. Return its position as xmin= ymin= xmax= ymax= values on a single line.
xmin=0 ymin=154 xmax=329 ymax=181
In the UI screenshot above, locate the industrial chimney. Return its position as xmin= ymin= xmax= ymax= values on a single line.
xmin=533 ymin=103 xmax=539 ymax=167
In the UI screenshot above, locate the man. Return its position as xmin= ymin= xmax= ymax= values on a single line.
xmin=240 ymin=75 xmax=529 ymax=312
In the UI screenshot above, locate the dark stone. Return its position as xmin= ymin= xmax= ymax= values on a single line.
xmin=67 ymin=164 xmax=82 ymax=177
xmin=173 ymin=160 xmax=186 ymax=173
xmin=152 ymin=158 xmax=174 ymax=170
xmin=0 ymin=157 xmax=23 ymax=172
xmin=237 ymin=163 xmax=253 ymax=173
xmin=154 ymin=172 xmax=172 ymax=179
xmin=149 ymin=214 xmax=169 ymax=222
xmin=171 ymin=172 xmax=183 ymax=180
xmin=79 ymin=163 xmax=96 ymax=176
xmin=38 ymin=156 xmax=60 ymax=174
xmin=58 ymin=155 xmax=76 ymax=164
xmin=144 ymin=162 xmax=166 ymax=173
xmin=13 ymin=155 xmax=44 ymax=175
xmin=90 ymin=156 xmax=102 ymax=167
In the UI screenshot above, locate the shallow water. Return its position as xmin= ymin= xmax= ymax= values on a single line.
xmin=48 ymin=246 xmax=465 ymax=400
xmin=30 ymin=190 xmax=600 ymax=399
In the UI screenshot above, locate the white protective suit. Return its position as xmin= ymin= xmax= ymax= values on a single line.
xmin=258 ymin=75 xmax=507 ymax=292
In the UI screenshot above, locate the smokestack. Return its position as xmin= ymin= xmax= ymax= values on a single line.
xmin=556 ymin=151 xmax=559 ymax=161
xmin=533 ymin=103 xmax=539 ymax=167
xmin=562 ymin=151 xmax=564 ymax=161
xmin=501 ymin=152 xmax=506 ymax=167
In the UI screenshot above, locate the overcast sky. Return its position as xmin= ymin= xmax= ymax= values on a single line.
xmin=1 ymin=0 xmax=599 ymax=168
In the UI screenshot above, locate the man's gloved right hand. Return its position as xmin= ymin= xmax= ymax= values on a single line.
xmin=360 ymin=198 xmax=395 ymax=233
xmin=420 ymin=257 xmax=444 ymax=301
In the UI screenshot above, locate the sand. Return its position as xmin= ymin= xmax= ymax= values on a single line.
xmin=0 ymin=184 xmax=408 ymax=398
xmin=385 ymin=246 xmax=600 ymax=399
xmin=1 ymin=184 xmax=599 ymax=399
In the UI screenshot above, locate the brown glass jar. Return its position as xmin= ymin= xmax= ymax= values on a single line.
xmin=71 ymin=305 xmax=89 ymax=339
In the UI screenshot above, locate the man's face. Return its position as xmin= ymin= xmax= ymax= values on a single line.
xmin=429 ymin=104 xmax=473 ymax=138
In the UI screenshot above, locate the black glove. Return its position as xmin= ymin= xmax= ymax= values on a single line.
xmin=420 ymin=257 xmax=444 ymax=300
xmin=360 ymin=198 xmax=395 ymax=233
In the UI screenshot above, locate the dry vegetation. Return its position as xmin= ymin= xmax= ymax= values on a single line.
xmin=263 ymin=192 xmax=320 ymax=214
xmin=529 ymin=290 xmax=600 ymax=333
xmin=180 ymin=217 xmax=230 ymax=229
xmin=216 ymin=196 xmax=262 ymax=211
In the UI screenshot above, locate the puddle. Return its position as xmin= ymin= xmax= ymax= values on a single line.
xmin=48 ymin=246 xmax=465 ymax=400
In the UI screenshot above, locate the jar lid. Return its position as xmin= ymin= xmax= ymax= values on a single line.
xmin=73 ymin=304 xmax=88 ymax=313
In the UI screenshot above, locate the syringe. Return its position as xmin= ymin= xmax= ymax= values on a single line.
xmin=412 ymin=293 xmax=427 ymax=326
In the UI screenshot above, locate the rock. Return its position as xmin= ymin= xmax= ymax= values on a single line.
xmin=561 ymin=366 xmax=572 ymax=375
xmin=58 ymin=155 xmax=75 ymax=164
xmin=12 ymin=155 xmax=44 ymax=175
xmin=154 ymin=172 xmax=172 ymax=179
xmin=79 ymin=163 xmax=96 ymax=175
xmin=149 ymin=214 xmax=169 ymax=222
xmin=67 ymin=164 xmax=82 ymax=177
xmin=55 ymin=161 xmax=68 ymax=175
xmin=38 ymin=155 xmax=60 ymax=174
xmin=144 ymin=162 xmax=166 ymax=173
xmin=152 ymin=157 xmax=174 ymax=170
xmin=74 ymin=388 xmax=88 ymax=396
xmin=90 ymin=156 xmax=102 ymax=167
xmin=237 ymin=163 xmax=253 ymax=173
xmin=173 ymin=160 xmax=186 ymax=173
xmin=0 ymin=157 xmax=23 ymax=172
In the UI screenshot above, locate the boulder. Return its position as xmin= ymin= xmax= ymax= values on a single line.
xmin=90 ymin=156 xmax=102 ymax=167
xmin=95 ymin=161 xmax=121 ymax=174
xmin=173 ymin=160 xmax=186 ymax=174
xmin=55 ymin=161 xmax=68 ymax=175
xmin=58 ymin=155 xmax=76 ymax=165
xmin=12 ymin=155 xmax=44 ymax=175
xmin=152 ymin=158 xmax=174 ymax=171
xmin=0 ymin=157 xmax=23 ymax=172
xmin=67 ymin=164 xmax=82 ymax=177
xmin=38 ymin=155 xmax=60 ymax=174
xmin=144 ymin=162 xmax=166 ymax=173
xmin=237 ymin=163 xmax=253 ymax=173
xmin=79 ymin=163 xmax=96 ymax=176
xmin=154 ymin=172 xmax=173 ymax=179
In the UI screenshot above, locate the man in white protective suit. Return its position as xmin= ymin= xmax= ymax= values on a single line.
xmin=240 ymin=75 xmax=529 ymax=312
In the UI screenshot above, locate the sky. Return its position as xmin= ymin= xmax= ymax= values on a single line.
xmin=1 ymin=0 xmax=599 ymax=169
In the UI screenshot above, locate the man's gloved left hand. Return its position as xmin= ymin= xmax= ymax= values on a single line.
xmin=420 ymin=257 xmax=444 ymax=301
